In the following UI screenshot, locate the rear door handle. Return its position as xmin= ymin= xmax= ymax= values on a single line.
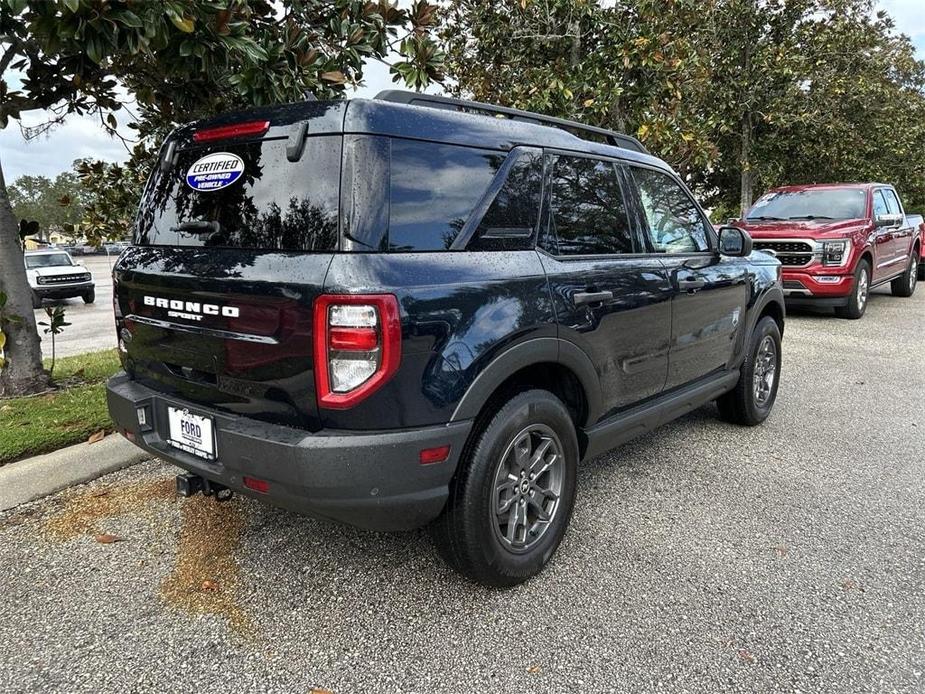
xmin=573 ymin=290 xmax=614 ymax=306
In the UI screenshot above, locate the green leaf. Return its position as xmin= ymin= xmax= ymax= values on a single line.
xmin=62 ymin=0 xmax=79 ymax=13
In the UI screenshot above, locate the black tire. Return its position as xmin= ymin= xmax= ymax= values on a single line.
xmin=917 ymin=262 xmax=925 ymax=282
xmin=430 ymin=389 xmax=579 ymax=587
xmin=82 ymin=289 xmax=96 ymax=304
xmin=31 ymin=291 xmax=42 ymax=309
xmin=891 ymin=253 xmax=918 ymax=298
xmin=834 ymin=259 xmax=871 ymax=319
xmin=717 ymin=315 xmax=782 ymax=426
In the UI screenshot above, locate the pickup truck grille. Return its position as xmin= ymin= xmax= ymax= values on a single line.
xmin=753 ymin=240 xmax=814 ymax=267
xmin=38 ymin=273 xmax=91 ymax=285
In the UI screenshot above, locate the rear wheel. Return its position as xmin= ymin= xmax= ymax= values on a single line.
xmin=431 ymin=389 xmax=578 ymax=587
xmin=82 ymin=289 xmax=96 ymax=304
xmin=717 ymin=315 xmax=782 ymax=426
xmin=891 ymin=253 xmax=918 ymax=298
xmin=835 ymin=259 xmax=870 ymax=319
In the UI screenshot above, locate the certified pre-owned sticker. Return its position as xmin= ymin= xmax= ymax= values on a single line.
xmin=185 ymin=152 xmax=244 ymax=192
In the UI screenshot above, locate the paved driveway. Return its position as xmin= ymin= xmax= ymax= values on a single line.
xmin=1 ymin=287 xmax=923 ymax=693
xmin=33 ymin=255 xmax=117 ymax=358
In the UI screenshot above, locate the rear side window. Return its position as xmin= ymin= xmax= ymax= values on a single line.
xmin=468 ymin=150 xmax=544 ymax=252
xmin=881 ymin=188 xmax=902 ymax=216
xmin=630 ymin=166 xmax=710 ymax=253
xmin=136 ymin=137 xmax=340 ymax=251
xmin=389 ymin=141 xmax=500 ymax=251
xmin=541 ymin=155 xmax=636 ymax=256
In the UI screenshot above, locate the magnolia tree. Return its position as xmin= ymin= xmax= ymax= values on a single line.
xmin=0 ymin=0 xmax=443 ymax=396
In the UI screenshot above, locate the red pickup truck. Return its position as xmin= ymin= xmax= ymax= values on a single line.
xmin=737 ymin=183 xmax=921 ymax=318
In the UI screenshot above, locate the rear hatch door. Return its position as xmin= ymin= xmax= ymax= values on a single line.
xmin=116 ymin=101 xmax=346 ymax=431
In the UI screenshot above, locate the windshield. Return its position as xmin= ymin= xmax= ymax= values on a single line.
xmin=25 ymin=253 xmax=73 ymax=269
xmin=746 ymin=188 xmax=867 ymax=222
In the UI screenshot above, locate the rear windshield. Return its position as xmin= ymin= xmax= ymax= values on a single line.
xmin=135 ymin=136 xmax=341 ymax=251
xmin=25 ymin=253 xmax=73 ymax=268
xmin=746 ymin=188 xmax=867 ymax=222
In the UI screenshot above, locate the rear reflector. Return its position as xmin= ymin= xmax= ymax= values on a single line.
xmin=329 ymin=326 xmax=378 ymax=351
xmin=193 ymin=120 xmax=270 ymax=142
xmin=243 ymin=476 xmax=269 ymax=494
xmin=419 ymin=445 xmax=451 ymax=465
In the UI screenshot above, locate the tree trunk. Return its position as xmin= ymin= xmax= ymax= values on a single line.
xmin=0 ymin=154 xmax=48 ymax=396
xmin=739 ymin=115 xmax=754 ymax=216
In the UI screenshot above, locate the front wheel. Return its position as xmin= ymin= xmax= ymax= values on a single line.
xmin=717 ymin=315 xmax=782 ymax=426
xmin=430 ymin=389 xmax=578 ymax=587
xmin=31 ymin=291 xmax=42 ymax=309
xmin=891 ymin=253 xmax=918 ymax=298
xmin=82 ymin=289 xmax=96 ymax=304
xmin=835 ymin=260 xmax=871 ymax=319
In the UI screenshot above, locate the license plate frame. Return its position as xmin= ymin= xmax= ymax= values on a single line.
xmin=167 ymin=406 xmax=217 ymax=461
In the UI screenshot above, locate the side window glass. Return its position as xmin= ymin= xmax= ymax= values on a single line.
xmin=873 ymin=190 xmax=889 ymax=218
xmin=470 ymin=150 xmax=543 ymax=252
xmin=883 ymin=189 xmax=902 ymax=216
xmin=631 ymin=167 xmax=710 ymax=253
xmin=389 ymin=140 xmax=501 ymax=251
xmin=543 ymin=155 xmax=635 ymax=256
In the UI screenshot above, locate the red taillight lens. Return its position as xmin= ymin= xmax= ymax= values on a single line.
xmin=193 ymin=120 xmax=270 ymax=142
xmin=314 ymin=294 xmax=401 ymax=409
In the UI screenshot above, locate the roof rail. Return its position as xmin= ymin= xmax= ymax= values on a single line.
xmin=374 ymin=90 xmax=648 ymax=154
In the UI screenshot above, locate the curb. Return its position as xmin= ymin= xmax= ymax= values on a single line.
xmin=0 ymin=434 xmax=150 ymax=512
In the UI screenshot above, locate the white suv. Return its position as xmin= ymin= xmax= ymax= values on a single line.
xmin=25 ymin=250 xmax=95 ymax=308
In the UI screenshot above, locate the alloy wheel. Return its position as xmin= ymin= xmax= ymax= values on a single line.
xmin=857 ymin=268 xmax=869 ymax=310
xmin=753 ymin=335 xmax=778 ymax=407
xmin=491 ymin=424 xmax=565 ymax=554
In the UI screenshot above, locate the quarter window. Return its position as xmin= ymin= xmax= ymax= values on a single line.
xmin=542 ymin=155 xmax=636 ymax=256
xmin=630 ymin=166 xmax=710 ymax=253
xmin=389 ymin=140 xmax=502 ymax=251
xmin=469 ymin=150 xmax=543 ymax=252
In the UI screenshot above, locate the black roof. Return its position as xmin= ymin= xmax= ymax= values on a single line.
xmin=173 ymin=91 xmax=670 ymax=172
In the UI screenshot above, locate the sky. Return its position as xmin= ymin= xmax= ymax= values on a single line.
xmin=2 ymin=0 xmax=924 ymax=184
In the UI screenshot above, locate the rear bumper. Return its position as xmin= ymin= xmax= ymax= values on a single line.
xmin=33 ymin=282 xmax=94 ymax=300
xmin=106 ymin=372 xmax=472 ymax=531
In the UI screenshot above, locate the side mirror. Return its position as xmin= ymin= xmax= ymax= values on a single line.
xmin=717 ymin=226 xmax=753 ymax=257
xmin=875 ymin=213 xmax=902 ymax=228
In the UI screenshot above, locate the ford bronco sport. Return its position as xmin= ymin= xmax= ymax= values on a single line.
xmin=107 ymin=91 xmax=785 ymax=586
xmin=738 ymin=183 xmax=920 ymax=319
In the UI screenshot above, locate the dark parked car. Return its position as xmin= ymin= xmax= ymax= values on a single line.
xmin=107 ymin=92 xmax=785 ymax=586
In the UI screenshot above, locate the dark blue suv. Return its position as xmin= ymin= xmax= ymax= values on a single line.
xmin=107 ymin=91 xmax=784 ymax=586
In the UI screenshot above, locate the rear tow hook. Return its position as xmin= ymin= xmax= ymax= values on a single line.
xmin=176 ymin=473 xmax=233 ymax=502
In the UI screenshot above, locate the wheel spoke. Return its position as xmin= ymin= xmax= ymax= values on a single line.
xmin=506 ymin=501 xmax=524 ymax=544
xmin=526 ymin=491 xmax=551 ymax=521
xmin=513 ymin=434 xmax=531 ymax=472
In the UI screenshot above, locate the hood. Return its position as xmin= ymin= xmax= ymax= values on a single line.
xmin=29 ymin=265 xmax=91 ymax=277
xmin=740 ymin=218 xmax=869 ymax=240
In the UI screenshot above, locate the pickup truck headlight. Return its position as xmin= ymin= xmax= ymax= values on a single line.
xmin=817 ymin=239 xmax=851 ymax=267
xmin=35 ymin=276 xmax=48 ymax=285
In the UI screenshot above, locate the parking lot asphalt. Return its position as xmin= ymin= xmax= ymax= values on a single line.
xmin=33 ymin=255 xmax=117 ymax=358
xmin=1 ymin=286 xmax=923 ymax=694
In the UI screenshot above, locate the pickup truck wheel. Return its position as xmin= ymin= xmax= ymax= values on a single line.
xmin=717 ymin=315 xmax=782 ymax=426
xmin=82 ymin=289 xmax=96 ymax=304
xmin=835 ymin=260 xmax=870 ymax=319
xmin=31 ymin=291 xmax=42 ymax=309
xmin=891 ymin=254 xmax=918 ymax=298
xmin=430 ymin=389 xmax=578 ymax=587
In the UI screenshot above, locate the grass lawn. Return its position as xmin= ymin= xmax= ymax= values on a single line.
xmin=0 ymin=349 xmax=121 ymax=465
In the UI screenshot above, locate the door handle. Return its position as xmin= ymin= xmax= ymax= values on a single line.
xmin=677 ymin=276 xmax=706 ymax=292
xmin=573 ymin=290 xmax=614 ymax=306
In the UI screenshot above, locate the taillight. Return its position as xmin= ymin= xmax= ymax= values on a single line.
xmin=193 ymin=120 xmax=270 ymax=142
xmin=314 ymin=294 xmax=401 ymax=409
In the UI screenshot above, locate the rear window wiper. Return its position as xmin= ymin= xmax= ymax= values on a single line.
xmin=170 ymin=220 xmax=221 ymax=235
xmin=787 ymin=215 xmax=835 ymax=220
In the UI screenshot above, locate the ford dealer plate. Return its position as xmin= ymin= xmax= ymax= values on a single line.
xmin=167 ymin=407 xmax=216 ymax=460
